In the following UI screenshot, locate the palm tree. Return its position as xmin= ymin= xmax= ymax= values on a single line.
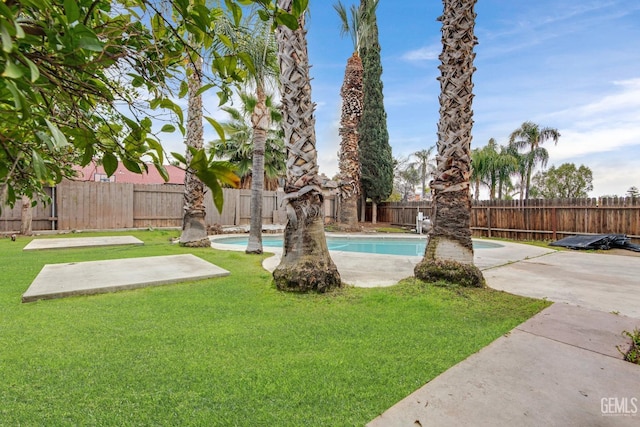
xmin=497 ymin=143 xmax=519 ymax=200
xmin=334 ymin=1 xmax=364 ymax=229
xmin=412 ymin=146 xmax=436 ymax=200
xmin=209 ymin=92 xmax=285 ymax=191
xmin=180 ymin=52 xmax=210 ymax=247
xmin=471 ymin=139 xmax=518 ymax=200
xmin=180 ymin=5 xmax=244 ymax=247
xmin=414 ymin=0 xmax=484 ymax=288
xmin=509 ymin=121 xmax=560 ymax=201
xmin=244 ymin=18 xmax=280 ymax=254
xmin=470 ymin=147 xmax=488 ymax=201
xmin=215 ymin=13 xmax=280 ymax=254
xmin=272 ymin=0 xmax=341 ymax=292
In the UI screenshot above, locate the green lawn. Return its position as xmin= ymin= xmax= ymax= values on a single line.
xmin=0 ymin=230 xmax=549 ymax=426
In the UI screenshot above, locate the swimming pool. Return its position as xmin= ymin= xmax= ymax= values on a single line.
xmin=213 ymin=235 xmax=502 ymax=257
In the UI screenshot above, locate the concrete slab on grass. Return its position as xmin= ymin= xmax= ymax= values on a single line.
xmin=22 ymin=254 xmax=229 ymax=302
xmin=368 ymin=303 xmax=640 ymax=427
xmin=23 ymin=236 xmax=144 ymax=251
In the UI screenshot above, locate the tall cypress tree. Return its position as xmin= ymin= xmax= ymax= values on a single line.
xmin=357 ymin=0 xmax=393 ymax=223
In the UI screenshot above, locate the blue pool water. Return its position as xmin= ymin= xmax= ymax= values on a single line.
xmin=215 ymin=235 xmax=502 ymax=257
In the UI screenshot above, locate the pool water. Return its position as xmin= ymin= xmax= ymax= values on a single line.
xmin=215 ymin=235 xmax=502 ymax=257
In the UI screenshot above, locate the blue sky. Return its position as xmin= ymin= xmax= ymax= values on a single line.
xmin=163 ymin=1 xmax=640 ymax=198
xmin=304 ymin=0 xmax=640 ymax=197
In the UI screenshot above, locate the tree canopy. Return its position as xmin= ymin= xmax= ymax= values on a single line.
xmin=627 ymin=186 xmax=639 ymax=198
xmin=0 ymin=0 xmax=304 ymax=211
xmin=471 ymin=138 xmax=517 ymax=200
xmin=530 ymin=163 xmax=593 ymax=199
xmin=209 ymin=91 xmax=285 ymax=190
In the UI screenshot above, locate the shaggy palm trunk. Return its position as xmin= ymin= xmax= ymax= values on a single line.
xmin=273 ymin=0 xmax=341 ymax=292
xmin=414 ymin=0 xmax=484 ymax=288
xmin=337 ymin=53 xmax=363 ymax=229
xmin=180 ymin=55 xmax=209 ymax=247
xmin=246 ymin=86 xmax=269 ymax=254
xmin=20 ymin=195 xmax=32 ymax=235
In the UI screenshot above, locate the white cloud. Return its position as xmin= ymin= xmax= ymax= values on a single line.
xmin=401 ymin=44 xmax=440 ymax=62
xmin=543 ymin=78 xmax=640 ymax=161
xmin=589 ymin=159 xmax=639 ymax=197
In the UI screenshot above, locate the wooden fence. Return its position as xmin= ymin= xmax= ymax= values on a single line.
xmin=4 ymin=183 xmax=638 ymax=244
xmin=0 ymin=187 xmax=54 ymax=232
xmin=1 ymin=181 xmax=338 ymax=233
xmin=377 ymin=198 xmax=640 ymax=243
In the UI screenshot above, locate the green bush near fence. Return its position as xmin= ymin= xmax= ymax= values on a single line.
xmin=0 ymin=230 xmax=549 ymax=426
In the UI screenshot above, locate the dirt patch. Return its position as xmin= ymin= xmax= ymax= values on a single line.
xmin=596 ymin=248 xmax=640 ymax=257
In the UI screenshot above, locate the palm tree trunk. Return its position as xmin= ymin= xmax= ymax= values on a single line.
xmin=518 ymin=173 xmax=525 ymax=203
xmin=246 ymin=86 xmax=269 ymax=254
xmin=474 ymin=178 xmax=480 ymax=201
xmin=414 ymin=0 xmax=484 ymax=288
xmin=337 ymin=53 xmax=363 ymax=230
xmin=421 ymin=165 xmax=427 ymax=200
xmin=20 ymin=195 xmax=33 ymax=236
xmin=180 ymin=55 xmax=209 ymax=247
xmin=525 ymin=156 xmax=534 ymax=200
xmin=272 ymin=1 xmax=341 ymax=292
xmin=489 ymin=173 xmax=497 ymax=200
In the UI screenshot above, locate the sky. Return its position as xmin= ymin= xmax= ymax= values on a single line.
xmin=305 ymin=0 xmax=640 ymax=198
xmin=164 ymin=0 xmax=640 ymax=198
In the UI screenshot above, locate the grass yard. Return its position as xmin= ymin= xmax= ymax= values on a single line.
xmin=0 ymin=230 xmax=549 ymax=426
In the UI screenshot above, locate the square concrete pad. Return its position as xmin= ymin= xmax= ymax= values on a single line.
xmin=22 ymin=254 xmax=229 ymax=302
xmin=23 ymin=236 xmax=144 ymax=251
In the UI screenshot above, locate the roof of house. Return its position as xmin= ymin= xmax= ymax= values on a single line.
xmin=73 ymin=161 xmax=185 ymax=185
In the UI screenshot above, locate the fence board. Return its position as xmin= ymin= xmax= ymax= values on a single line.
xmin=377 ymin=198 xmax=640 ymax=243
